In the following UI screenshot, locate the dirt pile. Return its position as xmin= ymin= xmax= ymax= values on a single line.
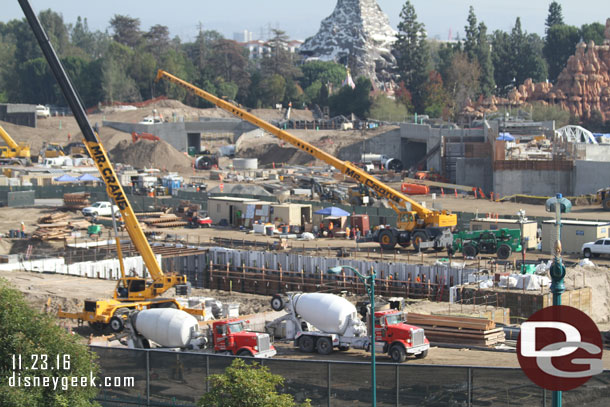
xmin=108 ymin=139 xmax=193 ymax=172
xmin=565 ymin=264 xmax=610 ymax=324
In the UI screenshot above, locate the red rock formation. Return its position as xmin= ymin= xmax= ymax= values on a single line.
xmin=463 ymin=18 xmax=610 ymax=121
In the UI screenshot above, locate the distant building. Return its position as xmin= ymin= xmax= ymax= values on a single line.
xmin=240 ymin=39 xmax=303 ymax=60
xmin=233 ymin=30 xmax=253 ymax=43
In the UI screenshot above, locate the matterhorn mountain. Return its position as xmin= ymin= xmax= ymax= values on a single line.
xmin=299 ymin=0 xmax=397 ymax=88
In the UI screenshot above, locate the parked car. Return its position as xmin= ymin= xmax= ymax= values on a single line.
xmin=82 ymin=201 xmax=120 ymax=218
xmin=582 ymin=238 xmax=610 ymax=258
xmin=138 ymin=116 xmax=162 ymax=125
xmin=36 ymin=105 xmax=50 ymax=118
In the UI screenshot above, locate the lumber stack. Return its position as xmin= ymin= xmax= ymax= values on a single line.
xmin=140 ymin=213 xmax=188 ymax=228
xmin=405 ymin=313 xmax=505 ymax=347
xmin=32 ymin=211 xmax=91 ymax=240
xmin=63 ymin=192 xmax=90 ymax=210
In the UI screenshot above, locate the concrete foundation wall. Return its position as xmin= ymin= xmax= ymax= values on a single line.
xmin=493 ymin=169 xmax=572 ymax=197
xmin=338 ymin=128 xmax=402 ymax=162
xmin=573 ymin=160 xmax=610 ymax=195
xmin=103 ymin=119 xmax=257 ymax=152
xmin=456 ymin=158 xmax=492 ymax=192
xmin=583 ymin=144 xmax=610 ymax=161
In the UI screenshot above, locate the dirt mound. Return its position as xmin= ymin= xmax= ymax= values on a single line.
xmin=108 ymin=139 xmax=193 ymax=172
xmin=565 ymin=264 xmax=610 ymax=324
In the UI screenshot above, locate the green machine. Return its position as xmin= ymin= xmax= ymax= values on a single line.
xmin=452 ymin=228 xmax=522 ymax=259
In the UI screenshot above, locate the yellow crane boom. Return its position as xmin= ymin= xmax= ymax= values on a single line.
xmin=155 ymin=70 xmax=456 ymax=251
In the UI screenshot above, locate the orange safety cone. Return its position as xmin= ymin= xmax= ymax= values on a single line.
xmin=479 ymin=188 xmax=486 ymax=199
xmin=473 ymin=188 xmax=478 ymax=199
xmin=441 ymin=187 xmax=445 ymax=197
xmin=454 ymin=189 xmax=458 ymax=198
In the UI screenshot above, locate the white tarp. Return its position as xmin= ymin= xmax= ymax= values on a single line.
xmin=498 ymin=274 xmax=551 ymax=290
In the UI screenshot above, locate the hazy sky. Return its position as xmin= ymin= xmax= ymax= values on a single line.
xmin=3 ymin=1 xmax=608 ymax=42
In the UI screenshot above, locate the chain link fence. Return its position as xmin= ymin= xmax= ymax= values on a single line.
xmin=91 ymin=346 xmax=610 ymax=407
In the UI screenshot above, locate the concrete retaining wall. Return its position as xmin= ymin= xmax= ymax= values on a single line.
xmin=456 ymin=158 xmax=492 ymax=192
xmin=493 ymin=169 xmax=572 ymax=197
xmin=573 ymin=160 xmax=610 ymax=195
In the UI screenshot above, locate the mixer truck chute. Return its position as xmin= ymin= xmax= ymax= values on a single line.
xmin=267 ymin=292 xmax=429 ymax=362
xmin=155 ymin=70 xmax=457 ymax=252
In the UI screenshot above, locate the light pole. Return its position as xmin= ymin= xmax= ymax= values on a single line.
xmin=328 ymin=265 xmax=376 ymax=407
xmin=545 ymin=193 xmax=571 ymax=407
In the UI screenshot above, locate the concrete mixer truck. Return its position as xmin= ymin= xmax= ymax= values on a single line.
xmin=121 ymin=308 xmax=276 ymax=358
xmin=267 ymin=292 xmax=429 ymax=362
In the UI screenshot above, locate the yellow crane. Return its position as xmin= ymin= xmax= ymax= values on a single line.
xmin=0 ymin=125 xmax=31 ymax=165
xmin=21 ymin=1 xmax=201 ymax=333
xmin=156 ymin=70 xmax=457 ymax=251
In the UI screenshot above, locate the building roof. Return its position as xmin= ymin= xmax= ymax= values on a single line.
xmin=542 ymin=219 xmax=610 ymax=226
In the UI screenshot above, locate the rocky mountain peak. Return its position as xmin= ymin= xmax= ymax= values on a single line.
xmin=299 ymin=0 xmax=397 ymax=88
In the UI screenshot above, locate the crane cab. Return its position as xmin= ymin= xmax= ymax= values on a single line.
xmin=114 ymin=275 xmax=187 ymax=300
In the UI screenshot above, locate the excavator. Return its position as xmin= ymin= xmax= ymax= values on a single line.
xmin=155 ymin=70 xmax=457 ymax=251
xmin=20 ymin=1 xmax=201 ymax=333
xmin=0 ymin=125 xmax=31 ymax=165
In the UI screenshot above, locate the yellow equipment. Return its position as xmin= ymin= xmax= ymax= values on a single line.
xmin=0 ymin=125 xmax=31 ymax=165
xmin=21 ymin=3 xmax=201 ymax=333
xmin=156 ymin=70 xmax=457 ymax=251
xmin=42 ymin=142 xmax=66 ymax=158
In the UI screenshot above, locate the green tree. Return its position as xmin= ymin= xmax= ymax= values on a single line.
xmin=463 ymin=6 xmax=478 ymax=62
xmin=329 ymin=76 xmax=372 ymax=118
xmin=261 ymin=29 xmax=300 ymax=80
xmin=144 ymin=24 xmax=170 ymax=61
xmin=260 ymin=74 xmax=286 ymax=107
xmin=531 ymin=102 xmax=570 ymax=127
xmin=543 ymin=24 xmax=580 ymax=82
xmin=476 ymin=22 xmax=495 ymax=96
xmin=299 ymin=60 xmax=346 ymax=91
xmin=198 ymin=358 xmax=309 ymax=407
xmin=446 ymin=52 xmax=480 ymax=115
xmin=0 ymin=279 xmax=99 ymax=406
xmin=394 ymin=1 xmax=430 ymax=112
xmin=422 ymin=71 xmax=451 ymax=119
xmin=209 ymin=39 xmax=250 ymax=93
xmin=109 ymin=15 xmax=141 ymax=48
xmin=580 ymin=22 xmax=606 ymax=44
xmin=545 ymin=1 xmax=564 ymax=33
xmin=370 ymin=94 xmax=409 ymax=121
xmin=491 ymin=30 xmax=515 ymax=93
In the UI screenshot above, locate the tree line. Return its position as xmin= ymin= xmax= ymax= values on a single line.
xmin=0 ymin=2 xmax=606 ymax=125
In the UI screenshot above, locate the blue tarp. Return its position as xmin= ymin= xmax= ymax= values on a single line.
xmin=497 ymin=132 xmax=515 ymax=141
xmin=77 ymin=173 xmax=101 ymax=182
xmin=53 ymin=174 xmax=79 ymax=182
xmin=314 ymin=206 xmax=350 ymax=217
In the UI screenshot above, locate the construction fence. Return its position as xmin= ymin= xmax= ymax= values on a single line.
xmin=91 ymin=346 xmax=610 ymax=407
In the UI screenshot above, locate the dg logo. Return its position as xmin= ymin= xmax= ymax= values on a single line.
xmin=517 ymin=305 xmax=604 ymax=391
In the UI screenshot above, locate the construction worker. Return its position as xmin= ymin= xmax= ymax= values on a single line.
xmin=345 ymin=226 xmax=350 ymax=240
xmin=20 ymin=222 xmax=26 ymax=239
xmin=328 ymin=220 xmax=334 ymax=237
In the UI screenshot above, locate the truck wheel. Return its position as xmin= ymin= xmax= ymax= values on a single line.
xmin=109 ymin=315 xmax=125 ymax=333
xmin=298 ymin=335 xmax=315 ymax=353
xmin=389 ymin=344 xmax=407 ymax=363
xmin=270 ymin=294 xmax=285 ymax=311
xmin=415 ymin=349 xmax=428 ymax=359
xmin=316 ymin=337 xmax=333 ymax=355
xmin=237 ymin=349 xmax=253 ymax=357
xmin=603 ymin=198 xmax=610 ymax=211
xmin=463 ymin=244 xmax=477 ymax=258
xmin=379 ymin=229 xmax=396 ymax=250
xmin=497 ymin=244 xmax=512 ymax=260
xmin=412 ymin=232 xmax=427 ymax=252
xmin=339 ymin=345 xmax=350 ymax=351
xmin=583 ymin=249 xmax=592 ymax=258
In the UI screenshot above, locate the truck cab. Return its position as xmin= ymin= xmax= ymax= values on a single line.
xmin=212 ymin=319 xmax=276 ymax=358
xmin=374 ymin=310 xmax=429 ymax=362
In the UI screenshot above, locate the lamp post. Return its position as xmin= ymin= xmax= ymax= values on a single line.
xmin=545 ymin=193 xmax=571 ymax=407
xmin=328 ymin=265 xmax=376 ymax=407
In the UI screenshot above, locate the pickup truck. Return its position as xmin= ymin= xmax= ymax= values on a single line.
xmin=82 ymin=201 xmax=120 ymax=218
xmin=582 ymin=238 xmax=610 ymax=258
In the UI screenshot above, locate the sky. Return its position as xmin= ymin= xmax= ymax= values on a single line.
xmin=3 ymin=1 xmax=608 ymax=42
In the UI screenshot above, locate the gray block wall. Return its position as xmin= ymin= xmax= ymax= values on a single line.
xmin=493 ymin=169 xmax=572 ymax=197
xmin=573 ymin=160 xmax=610 ymax=195
xmin=456 ymin=158 xmax=492 ymax=192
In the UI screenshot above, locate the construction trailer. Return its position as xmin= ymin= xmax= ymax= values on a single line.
xmin=470 ymin=217 xmax=538 ymax=249
xmin=270 ymin=203 xmax=312 ymax=228
xmin=541 ymin=219 xmax=610 ymax=254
